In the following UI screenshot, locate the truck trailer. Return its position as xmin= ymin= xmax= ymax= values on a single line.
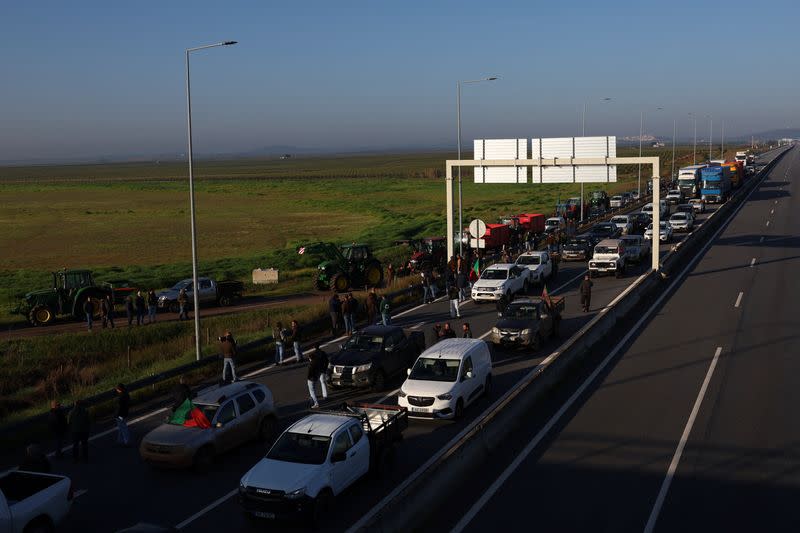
xmin=700 ymin=166 xmax=732 ymax=203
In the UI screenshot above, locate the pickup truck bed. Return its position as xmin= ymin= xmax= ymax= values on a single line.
xmin=0 ymin=472 xmax=61 ymax=504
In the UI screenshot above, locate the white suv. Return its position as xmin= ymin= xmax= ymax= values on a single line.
xmin=471 ymin=264 xmax=527 ymax=302
xmin=514 ymin=251 xmax=553 ymax=285
xmin=588 ymin=238 xmax=627 ymax=278
xmin=398 ymin=338 xmax=492 ymax=420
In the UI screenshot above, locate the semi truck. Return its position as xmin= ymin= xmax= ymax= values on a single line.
xmin=676 ymin=165 xmax=707 ymax=199
xmin=724 ymin=160 xmax=744 ymax=189
xmin=700 ymin=166 xmax=732 ymax=203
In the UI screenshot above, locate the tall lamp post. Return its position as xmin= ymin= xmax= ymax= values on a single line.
xmin=185 ymin=40 xmax=237 ymax=361
xmin=688 ymin=113 xmax=697 ymax=165
xmin=638 ymin=107 xmax=663 ymax=197
xmin=457 ymin=76 xmax=498 ymax=256
xmin=707 ymin=113 xmax=713 ymax=161
xmin=580 ymin=97 xmax=612 ymax=220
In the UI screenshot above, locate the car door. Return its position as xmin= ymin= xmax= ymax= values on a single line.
xmin=347 ymin=423 xmax=370 ymax=482
xmin=460 ymin=356 xmax=483 ymax=406
xmin=384 ymin=329 xmax=408 ymax=377
xmin=328 ymin=429 xmax=356 ymax=495
xmin=234 ymin=393 xmax=260 ymax=440
xmin=212 ymin=400 xmax=240 ymax=452
xmin=198 ymin=279 xmax=215 ymax=304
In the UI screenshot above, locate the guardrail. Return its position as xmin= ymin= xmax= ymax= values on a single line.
xmin=353 ymin=145 xmax=793 ymax=532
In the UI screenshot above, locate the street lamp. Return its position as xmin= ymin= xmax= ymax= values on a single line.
xmin=688 ymin=113 xmax=697 ymax=165
xmin=707 ymin=113 xmax=713 ymax=161
xmin=185 ymin=40 xmax=237 ymax=361
xmin=457 ymin=76 xmax=498 ymax=256
xmin=580 ymin=97 xmax=612 ymax=220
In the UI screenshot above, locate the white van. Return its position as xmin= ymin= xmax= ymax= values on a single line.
xmin=398 ymin=339 xmax=492 ymax=420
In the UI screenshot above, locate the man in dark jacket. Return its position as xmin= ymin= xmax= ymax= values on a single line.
xmin=290 ymin=320 xmax=304 ymax=361
xmin=328 ymin=294 xmax=341 ymax=336
xmin=83 ymin=296 xmax=94 ymax=331
xmin=125 ymin=294 xmax=135 ymax=326
xmin=48 ymin=400 xmax=68 ymax=458
xmin=580 ymin=274 xmax=593 ymax=312
xmin=178 ymin=288 xmax=188 ymax=321
xmin=456 ymin=270 xmax=469 ymax=303
xmin=115 ymin=383 xmax=131 ymax=446
xmin=134 ymin=291 xmax=146 ymax=326
xmin=220 ymin=331 xmax=237 ymax=382
xmin=101 ymin=294 xmax=114 ymax=329
xmin=366 ymin=289 xmax=378 ymax=325
xmin=441 ymin=323 xmax=457 ymax=339
xmin=462 ymin=323 xmax=473 ymax=338
xmin=69 ymin=400 xmax=90 ymax=463
xmin=307 ymin=344 xmax=329 ymax=408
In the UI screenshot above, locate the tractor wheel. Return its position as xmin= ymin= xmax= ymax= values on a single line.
xmin=365 ymin=262 xmax=384 ymax=287
xmin=313 ymin=271 xmax=328 ymax=291
xmin=29 ymin=305 xmax=54 ymax=326
xmin=330 ymin=273 xmax=350 ymax=293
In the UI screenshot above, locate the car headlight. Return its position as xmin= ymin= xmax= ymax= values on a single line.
xmin=286 ymin=488 xmax=306 ymax=500
xmin=397 ymin=390 xmax=407 ymax=398
xmin=521 ymin=329 xmax=532 ymax=336
xmin=354 ymin=363 xmax=372 ymax=373
xmin=492 ymin=327 xmax=500 ymax=335
xmin=437 ymin=393 xmax=453 ymax=400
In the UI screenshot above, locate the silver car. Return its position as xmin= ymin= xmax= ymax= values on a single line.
xmin=669 ymin=212 xmax=694 ymax=232
xmin=140 ymin=381 xmax=277 ymax=469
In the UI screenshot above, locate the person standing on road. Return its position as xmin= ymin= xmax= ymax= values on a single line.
xmin=386 ymin=263 xmax=395 ymax=287
xmin=83 ymin=296 xmax=94 ymax=331
xmin=344 ymin=293 xmax=357 ymax=335
xmin=101 ymin=294 xmax=115 ymax=329
xmin=178 ymin=288 xmax=188 ymax=321
xmin=462 ymin=323 xmax=473 ymax=338
xmin=328 ymin=294 xmax=341 ymax=336
xmin=220 ymin=331 xmax=237 ymax=382
xmin=114 ymin=383 xmax=131 ymax=447
xmin=68 ymin=400 xmax=90 ymax=464
xmin=48 ymin=401 xmax=68 ymax=459
xmin=291 ymin=320 xmax=304 ymax=362
xmin=272 ymin=321 xmax=286 ymax=365
xmin=441 ymin=323 xmax=456 ymax=339
xmin=580 ymin=274 xmax=593 ymax=312
xmin=456 ymin=270 xmax=468 ymax=303
xmin=366 ymin=289 xmax=378 ymax=325
xmin=448 ymin=284 xmax=461 ymax=319
xmin=379 ymin=295 xmax=391 ymax=326
xmin=147 ymin=289 xmax=158 ymax=324
xmin=124 ymin=294 xmax=134 ymax=326
xmin=134 ymin=291 xmax=146 ymax=326
xmin=307 ymin=344 xmax=329 ymax=408
xmin=341 ymin=294 xmax=352 ymax=336
xmin=421 ymin=270 xmax=431 ymax=304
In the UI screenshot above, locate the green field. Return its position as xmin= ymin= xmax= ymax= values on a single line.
xmin=1 ymin=146 xmax=721 ymax=320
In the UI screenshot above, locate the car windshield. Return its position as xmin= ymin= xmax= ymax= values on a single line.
xmin=344 ymin=334 xmax=383 ymax=351
xmin=595 ymin=246 xmax=618 ymax=254
xmin=593 ymin=225 xmax=614 ymax=233
xmin=481 ymin=269 xmax=508 ymax=280
xmin=503 ymin=303 xmax=537 ymax=319
xmin=516 ymin=255 xmax=541 ymax=265
xmin=611 ymin=217 xmax=627 ymax=224
xmin=267 ymin=432 xmax=331 ymax=465
xmin=612 ymin=196 xmax=622 ymax=201
xmin=702 ymin=180 xmax=719 ymax=188
xmin=171 ymin=280 xmax=191 ymax=290
xmin=565 ymin=239 xmax=587 ymax=248
xmin=642 ymin=205 xmax=653 ymax=212
xmin=668 ymin=191 xmax=680 ymax=196
xmin=670 ymin=214 xmax=687 ymax=220
xmin=408 ymin=357 xmax=461 ymax=382
xmin=678 ymin=178 xmax=696 ymax=185
xmin=546 ymin=219 xmax=561 ymax=225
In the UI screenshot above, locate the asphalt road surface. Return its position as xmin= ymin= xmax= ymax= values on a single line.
xmin=424 ymin=147 xmax=798 ymax=533
xmin=11 ymin=186 xmax=734 ymax=532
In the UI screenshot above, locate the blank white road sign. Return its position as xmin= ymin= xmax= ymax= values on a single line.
xmin=474 ymin=139 xmax=528 ymax=183
xmin=531 ymin=136 xmax=617 ymax=183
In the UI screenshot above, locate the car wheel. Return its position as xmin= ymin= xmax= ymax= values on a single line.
xmin=193 ymin=445 xmax=214 ymax=473
xmin=454 ymin=399 xmax=464 ymax=420
xmin=258 ymin=415 xmax=277 ymax=443
xmin=218 ymin=295 xmax=231 ymax=307
xmin=371 ymin=370 xmax=387 ymax=392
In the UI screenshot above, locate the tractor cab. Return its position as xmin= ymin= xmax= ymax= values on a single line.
xmin=341 ymin=244 xmax=372 ymax=263
xmin=299 ymin=242 xmax=384 ymax=292
xmin=56 ymin=269 xmax=94 ymax=292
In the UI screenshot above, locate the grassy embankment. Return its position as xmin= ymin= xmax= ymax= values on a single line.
xmin=0 ymin=146 xmax=741 ymax=426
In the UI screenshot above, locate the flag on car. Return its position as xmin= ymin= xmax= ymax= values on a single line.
xmin=541 ymin=284 xmax=553 ymax=310
xmin=298 ymin=247 xmax=306 ymax=255
xmin=169 ymin=399 xmax=211 ymax=429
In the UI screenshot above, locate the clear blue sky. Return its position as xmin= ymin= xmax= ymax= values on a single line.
xmin=1 ymin=0 xmax=797 ymax=162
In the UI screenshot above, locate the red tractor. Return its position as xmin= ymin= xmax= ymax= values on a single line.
xmin=396 ymin=237 xmax=447 ymax=273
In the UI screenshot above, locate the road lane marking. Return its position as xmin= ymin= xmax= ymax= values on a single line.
xmin=770 ymin=208 xmax=774 ymax=215
xmin=766 ymin=220 xmax=770 ymax=227
xmin=750 ymin=258 xmax=756 ymax=268
xmin=735 ymin=292 xmax=743 ymax=307
xmin=448 ymin=159 xmax=777 ymax=533
xmin=175 ymin=488 xmax=238 ymax=530
xmin=759 ymin=236 xmax=765 ymax=243
xmin=644 ymin=347 xmax=723 ymax=533
xmin=74 ymin=489 xmax=89 ymax=499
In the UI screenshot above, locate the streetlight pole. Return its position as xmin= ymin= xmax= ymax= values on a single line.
xmin=185 ymin=40 xmax=237 ymax=361
xmin=708 ymin=114 xmax=713 ymax=161
xmin=721 ymin=120 xmax=725 ymax=159
xmin=457 ymin=76 xmax=498 ymax=257
xmin=638 ymin=111 xmax=643 ymax=197
xmin=671 ymin=118 xmax=676 ymax=183
xmin=689 ymin=113 xmax=697 ymax=165
xmin=579 ymin=97 xmax=611 ymax=221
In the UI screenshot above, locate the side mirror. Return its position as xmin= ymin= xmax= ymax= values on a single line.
xmin=466 ymin=371 xmax=474 ymax=379
xmin=331 ymin=451 xmax=347 ymax=463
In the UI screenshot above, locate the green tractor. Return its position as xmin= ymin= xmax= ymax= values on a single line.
xmin=12 ymin=269 xmax=129 ymax=326
xmin=298 ymin=242 xmax=384 ymax=292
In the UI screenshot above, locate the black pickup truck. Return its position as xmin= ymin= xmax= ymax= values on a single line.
xmin=328 ymin=325 xmax=425 ymax=390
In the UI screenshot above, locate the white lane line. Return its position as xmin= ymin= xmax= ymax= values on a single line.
xmin=175 ymin=488 xmax=238 ymax=530
xmin=735 ymin=291 xmax=744 ymax=308
xmin=376 ymin=388 xmax=401 ymax=404
xmin=770 ymin=208 xmax=774 ymax=215
xmin=750 ymin=258 xmax=756 ymax=268
xmin=759 ymin=236 xmax=765 ymax=243
xmin=774 ymin=200 xmax=778 ymax=205
xmin=73 ymin=489 xmax=89 ymax=499
xmin=766 ymin=220 xmax=770 ymax=227
xmin=644 ymin=346 xmax=723 ymax=533
xmin=449 ymin=159 xmax=774 ymax=533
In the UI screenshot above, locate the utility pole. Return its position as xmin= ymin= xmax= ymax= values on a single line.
xmin=671 ymin=118 xmax=676 ymax=183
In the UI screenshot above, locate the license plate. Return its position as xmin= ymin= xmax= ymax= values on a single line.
xmin=410 ymin=407 xmax=429 ymax=413
xmin=254 ymin=511 xmax=275 ymax=519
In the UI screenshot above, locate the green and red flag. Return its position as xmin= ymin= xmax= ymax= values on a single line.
xmin=169 ymin=399 xmax=211 ymax=429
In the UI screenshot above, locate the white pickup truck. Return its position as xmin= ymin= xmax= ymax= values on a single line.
xmin=471 ymin=264 xmax=528 ymax=302
xmin=0 ymin=470 xmax=73 ymax=533
xmin=514 ymin=251 xmax=553 ymax=286
xmin=239 ymin=403 xmax=407 ymax=526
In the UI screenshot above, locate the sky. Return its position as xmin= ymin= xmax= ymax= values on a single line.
xmin=1 ymin=0 xmax=798 ymax=162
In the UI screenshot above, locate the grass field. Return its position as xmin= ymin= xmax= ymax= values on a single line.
xmin=0 ymin=146 xmax=743 ymax=319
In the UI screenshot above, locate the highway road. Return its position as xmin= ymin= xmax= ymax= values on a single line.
xmin=425 ymin=146 xmax=798 ymax=533
xmin=10 ymin=187 xmax=734 ymax=532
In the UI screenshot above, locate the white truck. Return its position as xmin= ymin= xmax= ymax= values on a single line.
xmin=239 ymin=403 xmax=407 ymax=526
xmin=156 ymin=277 xmax=244 ymax=312
xmin=0 ymin=470 xmax=73 ymax=533
xmin=588 ymin=239 xmax=627 ymax=278
xmin=514 ymin=251 xmax=553 ymax=285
